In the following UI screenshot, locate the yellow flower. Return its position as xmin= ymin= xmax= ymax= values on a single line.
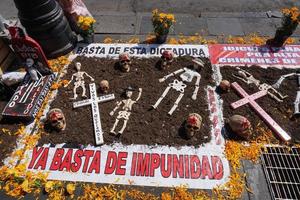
xmin=66 ymin=183 xmax=76 ymax=195
xmin=45 ymin=181 xmax=55 ymax=193
xmin=282 ymin=7 xmax=300 ymax=23
xmin=21 ymin=180 xmax=31 ymax=193
xmin=78 ymin=16 xmax=84 ymax=24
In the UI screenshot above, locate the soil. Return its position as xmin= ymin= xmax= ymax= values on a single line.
xmin=38 ymin=56 xmax=214 ymax=147
xmin=0 ymin=87 xmax=22 ymax=165
xmin=219 ymin=66 xmax=300 ymax=143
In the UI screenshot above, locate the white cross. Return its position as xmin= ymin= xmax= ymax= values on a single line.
xmin=230 ymin=82 xmax=291 ymax=142
xmin=73 ymin=83 xmax=115 ymax=145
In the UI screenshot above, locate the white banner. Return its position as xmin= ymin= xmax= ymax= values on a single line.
xmin=25 ymin=143 xmax=230 ymax=189
xmin=74 ymin=43 xmax=209 ymax=58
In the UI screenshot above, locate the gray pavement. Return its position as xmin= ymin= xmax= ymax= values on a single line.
xmin=1 ymin=0 xmax=300 ymax=41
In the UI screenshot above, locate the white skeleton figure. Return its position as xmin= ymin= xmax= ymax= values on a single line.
xmin=153 ymin=66 xmax=201 ymax=115
xmin=65 ymin=62 xmax=95 ymax=100
xmin=272 ymin=73 xmax=300 ymax=115
xmin=232 ymin=68 xmax=287 ymax=102
xmin=232 ymin=67 xmax=260 ymax=86
xmin=110 ymin=87 xmax=142 ymax=135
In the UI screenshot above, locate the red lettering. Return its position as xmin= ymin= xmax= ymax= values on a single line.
xmin=34 ymin=147 xmax=49 ymax=170
xmin=150 ymin=153 xmax=160 ymax=177
xmin=161 ymin=154 xmax=172 ymax=178
xmin=50 ymin=149 xmax=64 ymax=170
xmin=88 ymin=151 xmax=101 ymax=173
xmin=130 ymin=152 xmax=137 ymax=176
xmin=59 ymin=149 xmax=73 ymax=171
xmin=190 ymin=155 xmax=201 ymax=179
xmin=28 ymin=147 xmax=44 ymax=169
xmin=82 ymin=150 xmax=94 ymax=173
xmin=184 ymin=155 xmax=190 ymax=178
xmin=136 ymin=153 xmax=150 ymax=176
xmin=104 ymin=151 xmax=117 ymax=174
xmin=201 ymin=156 xmax=213 ymax=179
xmin=115 ymin=152 xmax=127 ymax=175
xmin=211 ymin=156 xmax=224 ymax=180
xmin=172 ymin=155 xmax=184 ymax=178
xmin=71 ymin=149 xmax=83 ymax=172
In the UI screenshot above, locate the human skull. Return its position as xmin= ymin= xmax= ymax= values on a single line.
xmin=119 ymin=53 xmax=131 ymax=72
xmin=46 ymin=108 xmax=66 ymax=131
xmin=160 ymin=50 xmax=174 ymax=69
xmin=192 ymin=57 xmax=205 ymax=70
xmin=184 ymin=113 xmax=202 ymax=139
xmin=75 ymin=62 xmax=81 ymax=71
xmin=228 ymin=115 xmax=252 ymax=140
xmin=125 ymin=86 xmax=134 ymax=98
xmin=99 ymin=80 xmax=109 ymax=94
xmin=26 ymin=58 xmax=34 ymax=67
xmin=219 ymin=80 xmax=231 ymax=92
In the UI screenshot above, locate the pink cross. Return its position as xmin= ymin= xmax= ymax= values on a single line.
xmin=230 ymin=82 xmax=291 ymax=141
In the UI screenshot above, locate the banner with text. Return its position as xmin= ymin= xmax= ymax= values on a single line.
xmin=74 ymin=44 xmax=209 ymax=58
xmin=25 ymin=143 xmax=229 ymax=189
xmin=209 ymin=44 xmax=300 ymax=67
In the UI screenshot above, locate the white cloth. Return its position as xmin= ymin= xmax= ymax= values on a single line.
xmin=0 ymin=71 xmax=26 ymax=86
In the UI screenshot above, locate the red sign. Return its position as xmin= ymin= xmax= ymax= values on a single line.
xmin=209 ymin=44 xmax=300 ymax=67
xmin=8 ymin=26 xmax=49 ymax=68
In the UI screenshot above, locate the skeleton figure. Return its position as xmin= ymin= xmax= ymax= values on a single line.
xmin=232 ymin=68 xmax=260 ymax=86
xmin=119 ymin=52 xmax=131 ymax=72
xmin=64 ymin=62 xmax=94 ymax=99
xmin=232 ymin=67 xmax=287 ymax=102
xmin=184 ymin=113 xmax=202 ymax=139
xmin=24 ymin=58 xmax=42 ymax=82
xmin=160 ymin=50 xmax=174 ymax=69
xmin=272 ymin=73 xmax=300 ymax=115
xmin=46 ymin=108 xmax=66 ymax=131
xmin=110 ymin=87 xmax=142 ymax=135
xmin=152 ymin=65 xmax=201 ymax=115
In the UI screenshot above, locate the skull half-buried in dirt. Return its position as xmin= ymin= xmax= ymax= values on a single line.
xmin=184 ymin=113 xmax=202 ymax=139
xmin=219 ymin=80 xmax=231 ymax=92
xmin=46 ymin=108 xmax=66 ymax=131
xmin=99 ymin=80 xmax=109 ymax=94
xmin=119 ymin=52 xmax=131 ymax=72
xmin=160 ymin=50 xmax=174 ymax=69
xmin=228 ymin=115 xmax=252 ymax=140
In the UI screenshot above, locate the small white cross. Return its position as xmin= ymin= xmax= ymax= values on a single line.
xmin=73 ymin=83 xmax=115 ymax=145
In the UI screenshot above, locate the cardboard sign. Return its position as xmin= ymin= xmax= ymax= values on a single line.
xmin=8 ymin=26 xmax=49 ymax=68
xmin=74 ymin=44 xmax=209 ymax=58
xmin=25 ymin=144 xmax=230 ymax=189
xmin=209 ymin=44 xmax=300 ymax=67
xmin=2 ymin=74 xmax=55 ymax=121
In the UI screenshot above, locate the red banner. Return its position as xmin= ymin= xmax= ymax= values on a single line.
xmin=209 ymin=44 xmax=300 ymax=67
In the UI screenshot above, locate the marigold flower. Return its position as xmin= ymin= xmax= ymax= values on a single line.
xmin=281 ymin=7 xmax=300 ymax=23
xmin=45 ymin=181 xmax=55 ymax=193
xmin=152 ymin=9 xmax=175 ymax=36
xmin=66 ymin=183 xmax=76 ymax=195
xmin=21 ymin=180 xmax=31 ymax=193
xmin=77 ymin=15 xmax=96 ymax=36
